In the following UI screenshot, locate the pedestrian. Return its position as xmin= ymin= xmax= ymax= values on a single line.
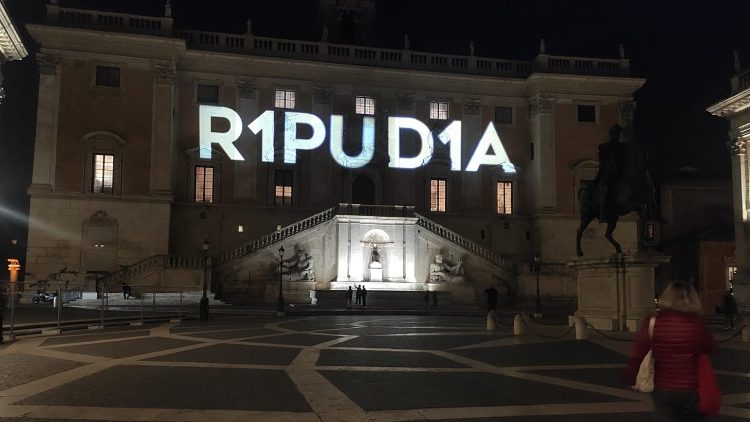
xmin=624 ymin=281 xmax=715 ymax=421
xmin=361 ymin=286 xmax=367 ymax=307
xmin=431 ymin=290 xmax=437 ymax=309
xmin=122 ymin=282 xmax=131 ymax=299
xmin=483 ymin=286 xmax=498 ymax=313
xmin=355 ymin=285 xmax=362 ymax=306
xmin=722 ymin=290 xmax=738 ymax=330
xmin=345 ymin=286 xmax=353 ymax=309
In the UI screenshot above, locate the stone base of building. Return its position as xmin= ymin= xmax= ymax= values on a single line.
xmin=568 ymin=253 xmax=670 ymax=332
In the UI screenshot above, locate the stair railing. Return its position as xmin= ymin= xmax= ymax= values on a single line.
xmin=414 ymin=213 xmax=515 ymax=272
xmin=216 ymin=207 xmax=337 ymax=266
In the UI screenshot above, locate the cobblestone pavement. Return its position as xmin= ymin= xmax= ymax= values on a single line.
xmin=0 ymin=315 xmax=749 ymax=421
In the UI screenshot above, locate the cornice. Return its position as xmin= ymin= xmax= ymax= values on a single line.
xmin=26 ymin=24 xmax=185 ymax=61
xmin=0 ymin=1 xmax=27 ymax=61
xmin=707 ymin=88 xmax=750 ymax=117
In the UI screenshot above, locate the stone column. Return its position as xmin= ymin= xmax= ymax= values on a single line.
xmin=30 ymin=54 xmax=61 ymax=192
xmin=528 ymin=95 xmax=556 ymax=212
xmin=461 ymin=98 xmax=482 ymax=212
xmin=233 ymin=78 xmax=258 ymax=202
xmin=730 ymin=137 xmax=750 ymax=312
xmin=150 ymin=64 xmax=176 ymax=196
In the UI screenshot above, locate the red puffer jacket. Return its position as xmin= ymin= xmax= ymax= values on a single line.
xmin=624 ymin=310 xmax=715 ymax=390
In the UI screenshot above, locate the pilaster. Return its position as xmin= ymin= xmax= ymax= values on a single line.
xmin=30 ymin=53 xmax=61 ymax=193
xmin=233 ymin=78 xmax=258 ymax=202
xmin=730 ymin=132 xmax=750 ymax=311
xmin=150 ymin=63 xmax=176 ymax=196
xmin=461 ymin=98 xmax=482 ymax=211
xmin=529 ymin=94 xmax=556 ymax=212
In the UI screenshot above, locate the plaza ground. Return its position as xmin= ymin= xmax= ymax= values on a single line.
xmin=0 ymin=314 xmax=749 ymax=421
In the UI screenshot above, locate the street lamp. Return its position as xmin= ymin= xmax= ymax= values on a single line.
xmin=199 ymin=239 xmax=210 ymax=321
xmin=532 ymin=253 xmax=542 ymax=316
xmin=277 ymin=246 xmax=285 ymax=315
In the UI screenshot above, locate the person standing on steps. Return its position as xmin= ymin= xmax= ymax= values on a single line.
xmin=361 ymin=286 xmax=367 ymax=307
xmin=345 ymin=286 xmax=353 ymax=309
xmin=355 ymin=285 xmax=362 ymax=306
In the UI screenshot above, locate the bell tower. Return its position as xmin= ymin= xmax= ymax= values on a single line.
xmin=314 ymin=0 xmax=376 ymax=45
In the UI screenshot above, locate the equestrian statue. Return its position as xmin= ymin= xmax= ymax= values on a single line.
xmin=576 ymin=124 xmax=658 ymax=257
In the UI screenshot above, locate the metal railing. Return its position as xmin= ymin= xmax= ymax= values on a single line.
xmin=0 ymin=280 xmax=216 ymax=342
xmin=216 ymin=207 xmax=336 ymax=266
xmin=414 ymin=213 xmax=515 ymax=272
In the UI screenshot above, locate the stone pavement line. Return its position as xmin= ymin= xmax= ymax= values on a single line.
xmin=0 ymin=404 xmax=320 ymax=421
xmin=287 ymin=334 xmax=367 ymax=422
xmin=365 ymin=401 xmax=654 ymax=422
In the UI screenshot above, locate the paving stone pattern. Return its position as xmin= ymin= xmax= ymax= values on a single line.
xmin=0 ymin=315 xmax=748 ymax=421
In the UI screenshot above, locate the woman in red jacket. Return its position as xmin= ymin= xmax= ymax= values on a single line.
xmin=625 ymin=281 xmax=715 ymax=421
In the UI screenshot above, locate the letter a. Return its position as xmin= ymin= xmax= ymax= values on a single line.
xmin=465 ymin=122 xmax=515 ymax=172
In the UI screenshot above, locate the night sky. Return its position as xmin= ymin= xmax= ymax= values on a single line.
xmin=1 ymin=0 xmax=748 ymax=276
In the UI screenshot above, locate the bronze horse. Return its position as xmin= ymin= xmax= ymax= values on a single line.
xmin=575 ymin=134 xmax=658 ymax=257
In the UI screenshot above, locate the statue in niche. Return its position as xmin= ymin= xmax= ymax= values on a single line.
xmin=280 ymin=244 xmax=314 ymax=281
xmin=429 ymin=254 xmax=464 ymax=283
xmin=370 ymin=245 xmax=381 ymax=264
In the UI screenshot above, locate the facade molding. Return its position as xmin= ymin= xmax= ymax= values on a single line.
xmin=0 ymin=1 xmax=27 ymax=61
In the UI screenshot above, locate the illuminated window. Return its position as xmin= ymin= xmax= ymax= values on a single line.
xmin=577 ymin=104 xmax=596 ymax=122
xmin=430 ymin=178 xmax=446 ymax=212
xmin=429 ymin=101 xmax=449 ymax=120
xmin=274 ymin=170 xmax=293 ymax=206
xmin=195 ymin=166 xmax=214 ymax=203
xmin=275 ymin=89 xmax=295 ymax=109
xmin=728 ymin=265 xmax=738 ymax=282
xmin=496 ymin=181 xmax=512 ymax=214
xmin=494 ymin=106 xmax=513 ymax=124
xmin=92 ymin=154 xmax=114 ymax=193
xmin=95 ymin=66 xmax=120 ymax=87
xmin=355 ymin=96 xmax=375 ymax=115
xmin=197 ymin=84 xmax=219 ymax=104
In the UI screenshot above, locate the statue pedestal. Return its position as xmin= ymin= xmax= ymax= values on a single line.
xmin=369 ymin=263 xmax=383 ymax=282
xmin=568 ymin=253 xmax=670 ymax=332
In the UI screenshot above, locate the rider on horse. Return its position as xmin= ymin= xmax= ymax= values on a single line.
xmin=595 ymin=125 xmax=628 ymax=221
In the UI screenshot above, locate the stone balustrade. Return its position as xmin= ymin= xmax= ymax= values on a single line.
xmin=337 ymin=203 xmax=415 ymax=217
xmin=45 ymin=4 xmax=630 ymax=79
xmin=47 ymin=5 xmax=172 ymax=36
xmin=215 ymin=207 xmax=337 ymax=266
xmin=99 ymin=254 xmax=203 ymax=289
xmin=414 ymin=213 xmax=514 ymax=271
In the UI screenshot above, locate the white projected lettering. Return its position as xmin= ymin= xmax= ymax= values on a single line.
xmin=283 ymin=112 xmax=326 ymax=164
xmin=199 ymin=105 xmax=244 ymax=160
xmin=330 ymin=116 xmax=375 ymax=168
xmin=465 ymin=122 xmax=516 ymax=172
xmin=198 ymin=107 xmax=515 ymax=171
xmin=387 ymin=117 xmax=433 ymax=169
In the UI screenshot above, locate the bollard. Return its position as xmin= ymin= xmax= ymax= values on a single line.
xmin=486 ymin=310 xmax=497 ymax=331
xmin=513 ymin=314 xmax=524 ymax=336
xmin=742 ymin=325 xmax=750 ymax=342
xmin=574 ymin=316 xmax=589 ymax=340
xmin=57 ymin=283 xmax=62 ymax=334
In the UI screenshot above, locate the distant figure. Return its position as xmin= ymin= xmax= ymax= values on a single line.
xmin=594 ymin=125 xmax=628 ymax=221
xmin=122 ymin=282 xmax=131 ymax=299
xmin=362 ymin=286 xmax=368 ymax=307
xmin=355 ymin=285 xmax=362 ymax=306
xmin=431 ymin=290 xmax=438 ymax=309
xmin=424 ymin=290 xmax=430 ymax=310
xmin=484 ymin=286 xmax=498 ymax=314
xmin=722 ymin=290 xmax=738 ymax=330
xmin=346 ymin=286 xmax=353 ymax=309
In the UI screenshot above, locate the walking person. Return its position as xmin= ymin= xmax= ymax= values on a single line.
xmin=355 ymin=285 xmax=362 ymax=306
xmin=345 ymin=286 xmax=353 ymax=309
xmin=361 ymin=286 xmax=367 ymax=307
xmin=722 ymin=289 xmax=738 ymax=330
xmin=625 ymin=281 xmax=716 ymax=421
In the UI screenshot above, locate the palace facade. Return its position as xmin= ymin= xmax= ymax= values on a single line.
xmin=25 ymin=2 xmax=645 ymax=299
